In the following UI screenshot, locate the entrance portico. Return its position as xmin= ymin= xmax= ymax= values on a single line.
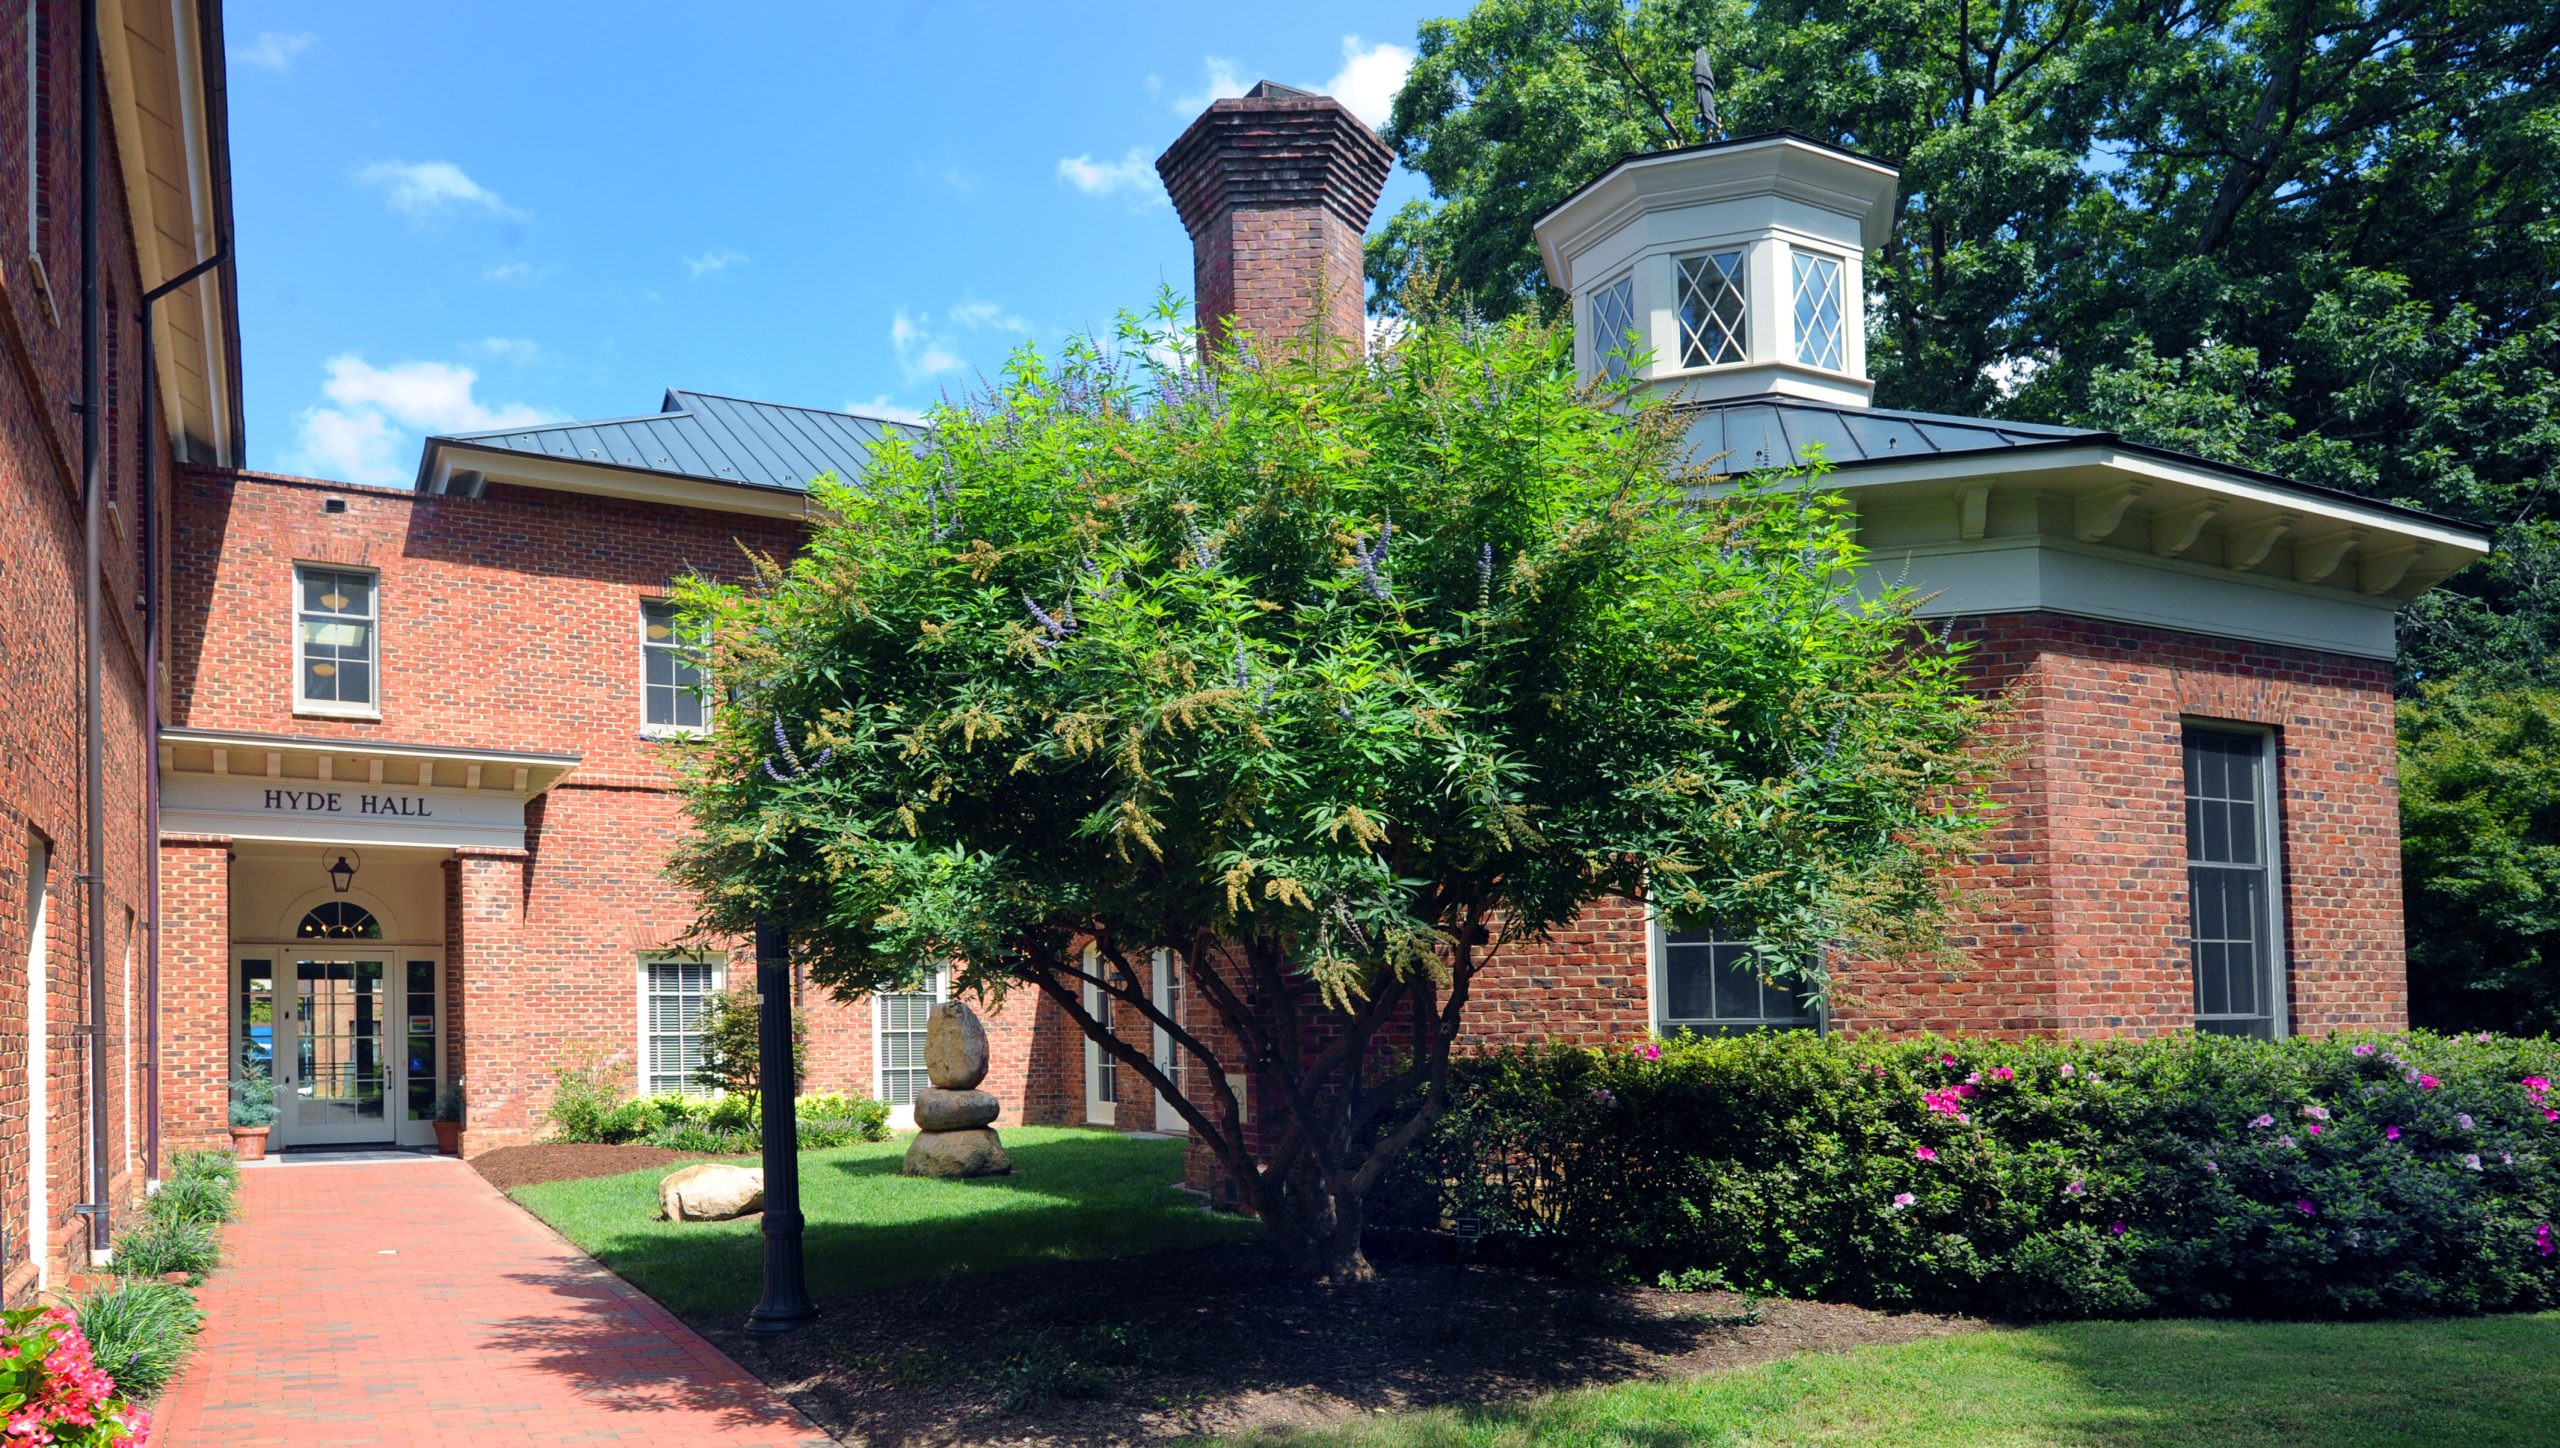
xmin=156 ymin=727 xmax=579 ymax=1151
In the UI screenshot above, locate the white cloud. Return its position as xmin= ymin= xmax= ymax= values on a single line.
xmin=237 ymin=31 xmax=317 ymax=73
xmin=683 ymin=250 xmax=748 ymax=278
xmin=849 ymin=395 xmax=929 ymax=428
xmin=285 ymin=355 xmax=560 ymax=486
xmin=356 ymin=160 xmax=521 ymax=221
xmin=1325 ymin=36 xmax=1414 ymax=130
xmin=481 ymin=260 xmax=547 ymax=285
xmin=890 ymin=302 xmax=1031 ymax=386
xmin=1056 ymin=147 xmax=1163 ymax=207
xmin=1170 ymin=57 xmax=1249 ymax=116
xmin=468 ymin=336 xmax=544 ymax=366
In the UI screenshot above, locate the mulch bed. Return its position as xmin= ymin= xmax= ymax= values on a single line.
xmin=704 ymin=1243 xmax=1978 ymax=1447
xmin=470 ymin=1142 xmax=714 ymax=1193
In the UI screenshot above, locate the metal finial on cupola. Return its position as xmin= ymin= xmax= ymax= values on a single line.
xmin=1693 ymin=45 xmax=1724 ymax=142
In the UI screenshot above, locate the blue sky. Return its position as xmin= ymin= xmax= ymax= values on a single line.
xmin=225 ymin=4 xmax=1448 ymax=485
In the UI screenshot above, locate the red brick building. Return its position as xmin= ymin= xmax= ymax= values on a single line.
xmin=0 ymin=0 xmax=240 ymax=1295
xmin=2 ymin=37 xmax=2494 ymax=1240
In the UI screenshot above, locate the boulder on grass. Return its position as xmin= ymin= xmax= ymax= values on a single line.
xmin=913 ymin=1087 xmax=1000 ymax=1131
xmin=902 ymin=1127 xmax=1011 ymax=1179
xmin=924 ymin=1002 xmax=991 ymax=1090
xmin=658 ymin=1163 xmax=764 ymax=1221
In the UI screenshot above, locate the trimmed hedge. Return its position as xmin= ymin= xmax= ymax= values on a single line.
xmin=1375 ymin=1031 xmax=2560 ymax=1318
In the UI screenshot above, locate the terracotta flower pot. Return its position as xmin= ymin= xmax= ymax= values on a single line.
xmin=432 ymin=1120 xmax=462 ymax=1156
xmin=229 ymin=1125 xmax=270 ymax=1162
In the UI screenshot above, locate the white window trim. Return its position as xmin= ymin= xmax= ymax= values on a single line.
xmin=1082 ymin=945 xmax=1117 ymax=1125
xmin=638 ymin=597 xmax=712 ymax=739
xmin=1787 ymin=244 xmax=1850 ymax=374
xmin=1673 ymin=245 xmax=1753 ymax=371
xmin=24 ymin=834 xmax=50 ymax=1289
xmin=291 ymin=562 xmax=382 ymax=721
xmin=1586 ymin=269 xmax=1640 ymax=381
xmin=2182 ymin=719 xmax=2291 ymax=1039
xmin=875 ymin=967 xmax=947 ymax=1124
xmin=635 ymin=954 xmax=726 ymax=1098
xmin=1648 ymin=915 xmax=1823 ymax=1036
xmin=1150 ymin=948 xmax=1186 ymax=1133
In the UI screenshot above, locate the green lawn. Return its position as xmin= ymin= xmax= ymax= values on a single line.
xmin=1223 ymin=1313 xmax=2560 ymax=1448
xmin=511 ymin=1126 xmax=1255 ymax=1317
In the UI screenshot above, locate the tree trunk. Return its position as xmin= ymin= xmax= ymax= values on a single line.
xmin=1262 ymin=1159 xmax=1378 ymax=1285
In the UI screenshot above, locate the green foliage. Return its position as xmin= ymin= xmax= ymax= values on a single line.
xmin=1374 ymin=0 xmax=2560 ymax=686
xmin=61 ymin=1279 xmax=202 ymax=1400
xmin=691 ymin=987 xmax=808 ymax=1100
xmin=109 ymin=1216 xmax=220 ymax=1285
xmin=146 ymin=1172 xmax=235 ymax=1229
xmin=1379 ymin=1031 xmax=2560 ymax=1318
xmin=433 ymin=1078 xmax=467 ymax=1124
xmin=0 ymin=1304 xmax=153 ymax=1444
xmin=666 ymin=297 xmax=1992 ymax=1275
xmin=2401 ymin=681 xmax=2560 ymax=1034
xmin=542 ymin=1059 xmax=887 ymax=1150
xmin=166 ymin=1148 xmax=238 ymax=1190
xmin=225 ymin=1043 xmax=276 ymax=1129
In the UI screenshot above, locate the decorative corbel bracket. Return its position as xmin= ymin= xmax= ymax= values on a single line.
xmin=2074 ymin=482 xmax=2150 ymax=543
xmin=2292 ymin=528 xmax=2366 ymax=585
xmin=2149 ymin=500 xmax=2224 ymax=558
xmin=2357 ymin=542 xmax=2431 ymax=596
xmin=1957 ymin=482 xmax=1990 ymax=542
xmin=2223 ymin=513 xmax=2296 ymax=572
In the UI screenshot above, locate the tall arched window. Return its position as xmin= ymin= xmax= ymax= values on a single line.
xmin=296 ymin=901 xmax=381 ymax=940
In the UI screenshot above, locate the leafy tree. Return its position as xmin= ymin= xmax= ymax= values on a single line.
xmin=670 ymin=298 xmax=1993 ymax=1281
xmin=1373 ymin=0 xmax=2560 ymax=684
xmin=692 ymin=987 xmax=808 ymax=1107
xmin=2400 ymin=680 xmax=2560 ymax=1035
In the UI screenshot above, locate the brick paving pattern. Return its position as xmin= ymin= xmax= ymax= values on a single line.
xmin=157 ymin=1157 xmax=831 ymax=1446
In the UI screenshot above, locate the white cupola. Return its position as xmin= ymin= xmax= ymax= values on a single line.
xmin=1533 ymin=133 xmax=1899 ymax=407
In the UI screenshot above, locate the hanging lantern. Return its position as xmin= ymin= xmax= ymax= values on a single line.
xmin=326 ymin=849 xmax=360 ymax=894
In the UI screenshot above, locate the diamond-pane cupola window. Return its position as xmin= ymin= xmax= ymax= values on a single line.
xmin=1677 ymin=251 xmax=1748 ymax=367
xmin=1792 ymin=251 xmax=1844 ymax=371
xmin=1534 ymin=133 xmax=1900 ymax=406
xmin=1590 ymin=274 xmax=1639 ymax=379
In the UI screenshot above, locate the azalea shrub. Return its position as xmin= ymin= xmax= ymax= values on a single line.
xmin=1374 ymin=1031 xmax=2560 ymax=1318
xmin=0 ymin=1305 xmax=153 ymax=1444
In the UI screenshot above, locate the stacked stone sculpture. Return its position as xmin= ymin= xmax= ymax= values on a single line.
xmin=900 ymin=1001 xmax=1013 ymax=1178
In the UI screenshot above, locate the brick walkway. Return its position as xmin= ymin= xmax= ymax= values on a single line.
xmin=156 ymin=1156 xmax=832 ymax=1447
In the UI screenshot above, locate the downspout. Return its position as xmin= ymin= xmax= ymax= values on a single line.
xmin=136 ymin=246 xmax=225 ymax=1189
xmin=77 ymin=0 xmax=111 ymax=1260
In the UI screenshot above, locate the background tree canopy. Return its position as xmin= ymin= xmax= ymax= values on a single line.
xmin=1372 ymin=0 xmax=2560 ymax=1029
xmin=1370 ymin=0 xmax=2560 ymax=689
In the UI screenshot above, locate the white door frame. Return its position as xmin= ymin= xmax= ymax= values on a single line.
xmin=1150 ymin=948 xmax=1185 ymax=1133
xmin=1081 ymin=948 xmax=1117 ymax=1126
xmin=235 ymin=945 xmax=442 ymax=1149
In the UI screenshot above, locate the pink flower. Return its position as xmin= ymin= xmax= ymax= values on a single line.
xmin=1991 ymin=1066 xmax=2016 ymax=1082
xmin=2059 ymin=1063 xmax=2076 ymax=1077
xmin=2109 ymin=1220 xmax=2128 ymax=1236
xmin=2307 ymin=1124 xmax=2323 ymax=1136
xmin=2064 ymin=1179 xmax=2087 ymax=1197
xmin=2418 ymin=1074 xmax=2441 ymax=1091
xmin=2203 ymin=1159 xmax=2219 ymax=1174
xmin=2476 ymin=1032 xmax=2492 ymax=1043
xmin=2277 ymin=1134 xmax=2297 ymax=1147
xmin=2302 ymin=1105 xmax=2330 ymax=1120
xmin=2352 ymin=1043 xmax=2377 ymax=1057
xmin=2538 ymin=1223 xmax=2555 ymax=1258
xmin=1638 ymin=1041 xmax=1662 ymax=1062
xmin=1941 ymin=1054 xmax=1958 ymax=1067
xmin=2463 ymin=1153 xmax=2483 ymax=1171
xmin=1914 ymin=1145 xmax=1939 ymax=1162
xmin=2385 ymin=1125 xmax=2401 ymax=1141
xmin=2250 ymin=1114 xmax=2275 ymax=1129
xmin=1892 ymin=1192 xmax=1916 ymax=1209
xmin=2456 ymin=1113 xmax=2474 ymax=1130
xmin=2295 ymin=1198 xmax=2318 ymax=1216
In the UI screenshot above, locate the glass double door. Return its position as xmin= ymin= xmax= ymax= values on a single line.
xmin=237 ymin=954 xmax=409 ymax=1146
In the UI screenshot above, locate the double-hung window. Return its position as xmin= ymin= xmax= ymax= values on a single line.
xmin=2184 ymin=724 xmax=2287 ymax=1038
xmin=295 ymin=566 xmax=377 ymax=714
xmin=640 ymin=956 xmax=723 ymax=1096
xmin=1655 ymin=925 xmax=1818 ymax=1035
xmin=641 ymin=599 xmax=710 ymax=734
xmin=876 ymin=967 xmax=947 ymax=1106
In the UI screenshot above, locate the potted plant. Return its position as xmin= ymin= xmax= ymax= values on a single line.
xmin=432 ymin=1078 xmax=466 ymax=1156
xmin=227 ymin=1044 xmax=278 ymax=1160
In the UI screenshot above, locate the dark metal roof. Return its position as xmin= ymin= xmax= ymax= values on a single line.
xmin=430 ymin=389 xmax=919 ymax=493
xmin=1677 ymin=395 xmax=2490 ymax=539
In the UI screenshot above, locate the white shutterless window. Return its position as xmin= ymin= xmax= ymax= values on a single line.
xmin=640 ymin=599 xmax=710 ymax=735
xmin=638 ymin=956 xmax=724 ymax=1096
xmin=1588 ymin=271 xmax=1639 ymax=381
xmin=876 ymin=967 xmax=946 ymax=1107
xmin=1082 ymin=946 xmax=1117 ymax=1125
xmin=1790 ymin=249 xmax=1846 ymax=371
xmin=2183 ymin=723 xmax=2289 ymax=1039
xmin=294 ymin=565 xmax=378 ymax=716
xmin=1676 ymin=249 xmax=1748 ymax=367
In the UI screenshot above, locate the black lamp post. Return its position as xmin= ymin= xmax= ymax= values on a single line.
xmin=743 ymin=914 xmax=817 ymax=1335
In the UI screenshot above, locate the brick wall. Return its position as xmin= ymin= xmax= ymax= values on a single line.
xmin=0 ymin=0 xmax=169 ymax=1298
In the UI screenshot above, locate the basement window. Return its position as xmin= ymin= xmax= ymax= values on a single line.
xmin=1676 ymin=250 xmax=1748 ymax=368
xmin=294 ymin=566 xmax=378 ymax=716
xmin=1654 ymin=925 xmax=1818 ymax=1035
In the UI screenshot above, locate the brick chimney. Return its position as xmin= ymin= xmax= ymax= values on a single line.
xmin=1156 ymin=80 xmax=1395 ymax=357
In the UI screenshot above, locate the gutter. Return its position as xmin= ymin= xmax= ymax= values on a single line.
xmin=77 ymin=0 xmax=110 ymax=1263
